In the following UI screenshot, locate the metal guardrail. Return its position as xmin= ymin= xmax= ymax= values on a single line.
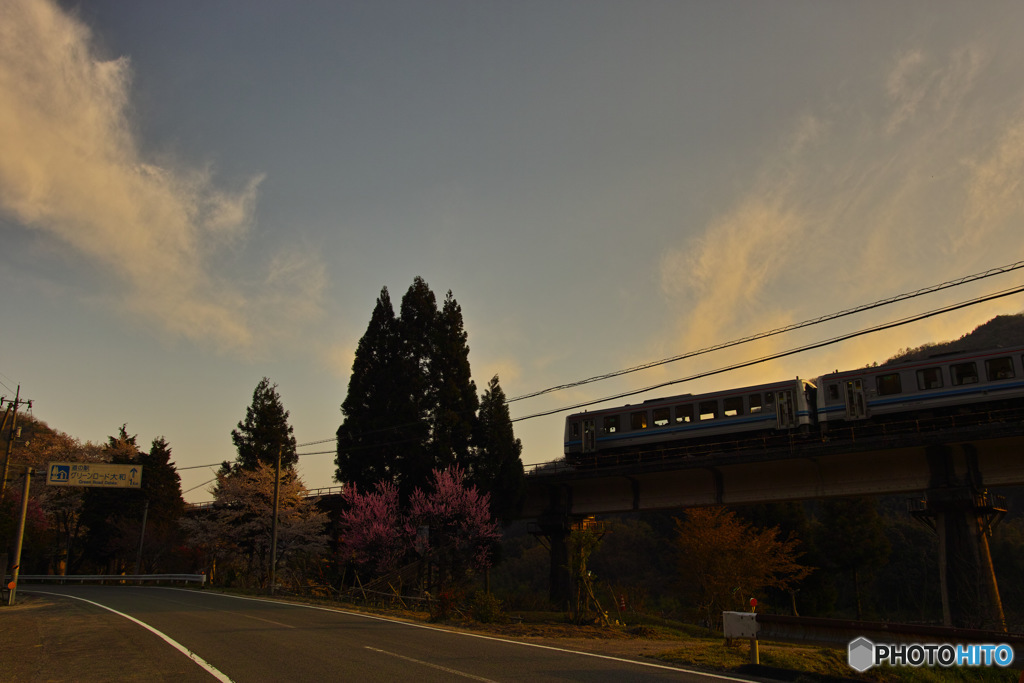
xmin=10 ymin=574 xmax=206 ymax=585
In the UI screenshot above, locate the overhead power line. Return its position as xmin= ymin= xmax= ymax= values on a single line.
xmin=506 ymin=259 xmax=1024 ymax=403
xmin=510 ymin=282 xmax=1024 ymax=423
xmin=238 ymin=259 xmax=1024 ymax=452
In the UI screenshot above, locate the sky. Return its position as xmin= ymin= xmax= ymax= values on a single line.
xmin=3 ymin=0 xmax=1024 ymax=503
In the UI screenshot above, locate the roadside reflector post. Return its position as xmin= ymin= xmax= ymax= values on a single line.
xmin=749 ymin=598 xmax=759 ymax=664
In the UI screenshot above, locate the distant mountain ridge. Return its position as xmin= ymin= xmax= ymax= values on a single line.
xmin=886 ymin=312 xmax=1024 ymax=364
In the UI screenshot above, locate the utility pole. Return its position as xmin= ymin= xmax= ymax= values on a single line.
xmin=134 ymin=499 xmax=150 ymax=577
xmin=270 ymin=446 xmax=281 ymax=595
xmin=7 ymin=466 xmax=34 ymax=605
xmin=2 ymin=386 xmax=32 ymax=502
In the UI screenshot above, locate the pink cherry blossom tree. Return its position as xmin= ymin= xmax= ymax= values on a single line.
xmin=407 ymin=465 xmax=501 ymax=588
xmin=337 ymin=480 xmax=409 ymax=574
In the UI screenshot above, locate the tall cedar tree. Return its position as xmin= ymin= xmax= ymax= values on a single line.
xmin=336 ymin=278 xmax=483 ymax=503
xmin=395 ymin=276 xmax=438 ymax=499
xmin=231 ymin=378 xmax=298 ymax=471
xmin=472 ymin=375 xmax=525 ymax=524
xmin=79 ymin=427 xmax=185 ymax=572
xmin=429 ymin=291 xmax=479 ymax=473
xmin=336 ymin=287 xmax=421 ymax=492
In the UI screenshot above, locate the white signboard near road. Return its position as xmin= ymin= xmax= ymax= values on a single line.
xmin=47 ymin=462 xmax=143 ymax=489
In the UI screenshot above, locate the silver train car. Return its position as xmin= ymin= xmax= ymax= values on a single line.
xmin=564 ymin=378 xmax=816 ymax=459
xmin=564 ymin=343 xmax=1024 ymax=461
xmin=815 ymin=344 xmax=1024 ymax=427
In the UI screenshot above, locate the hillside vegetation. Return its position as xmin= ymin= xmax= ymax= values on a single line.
xmin=887 ymin=312 xmax=1024 ymax=363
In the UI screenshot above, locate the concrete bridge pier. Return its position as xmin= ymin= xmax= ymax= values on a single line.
xmin=913 ymin=444 xmax=1007 ymax=631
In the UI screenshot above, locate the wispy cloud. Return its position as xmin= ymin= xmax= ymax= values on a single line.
xmin=659 ymin=41 xmax=1024 ymax=364
xmin=0 ymin=0 xmax=322 ymax=353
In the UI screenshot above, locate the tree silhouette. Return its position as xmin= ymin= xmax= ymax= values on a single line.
xmin=231 ymin=377 xmax=297 ymax=471
xmin=471 ymin=375 xmax=524 ymax=524
xmin=675 ymin=506 xmax=812 ymax=627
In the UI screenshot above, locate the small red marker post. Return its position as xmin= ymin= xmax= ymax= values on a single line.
xmin=748 ymin=598 xmax=759 ymax=664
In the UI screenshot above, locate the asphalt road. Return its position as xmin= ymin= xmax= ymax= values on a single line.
xmin=8 ymin=586 xmax=745 ymax=682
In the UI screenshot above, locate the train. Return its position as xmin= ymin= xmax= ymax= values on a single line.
xmin=564 ymin=343 xmax=1024 ymax=462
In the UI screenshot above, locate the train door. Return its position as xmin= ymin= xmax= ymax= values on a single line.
xmin=776 ymin=391 xmax=797 ymax=429
xmin=844 ymin=379 xmax=868 ymax=420
xmin=582 ymin=418 xmax=596 ymax=454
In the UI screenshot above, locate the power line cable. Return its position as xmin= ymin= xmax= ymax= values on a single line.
xmin=279 ymin=261 xmax=1024 ymax=448
xmin=183 ymin=477 xmax=218 ymax=495
xmin=506 ymin=259 xmax=1024 ymax=403
xmin=510 ymin=282 xmax=1024 ymax=422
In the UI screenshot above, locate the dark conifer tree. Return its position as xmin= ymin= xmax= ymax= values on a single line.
xmin=79 ymin=428 xmax=186 ymax=572
xmin=393 ymin=277 xmax=439 ymax=500
xmin=472 ymin=375 xmax=525 ymax=524
xmin=139 ymin=436 xmax=185 ymax=525
xmin=429 ymin=291 xmax=479 ymax=473
xmin=79 ymin=426 xmax=141 ymax=570
xmin=336 ymin=287 xmax=420 ymax=494
xmin=336 ymin=278 xmax=522 ymax=511
xmin=231 ymin=377 xmax=297 ymax=471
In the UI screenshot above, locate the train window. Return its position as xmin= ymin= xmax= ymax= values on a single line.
xmin=653 ymin=407 xmax=670 ymax=427
xmin=765 ymin=392 xmax=775 ymax=406
xmin=603 ymin=415 xmax=619 ymax=434
xmin=723 ymin=397 xmax=744 ymax=417
xmin=986 ymin=357 xmax=1015 ymax=381
xmin=950 ymin=362 xmax=979 ymax=386
xmin=827 ymin=384 xmax=840 ymax=401
xmin=675 ymin=404 xmax=693 ymax=423
xmin=630 ymin=411 xmax=648 ymax=430
xmin=749 ymin=394 xmax=762 ymax=413
xmin=876 ymin=373 xmax=902 ymax=396
xmin=699 ymin=401 xmax=718 ymax=421
xmin=570 ymin=422 xmax=579 ymax=438
xmin=916 ymin=367 xmax=943 ymax=390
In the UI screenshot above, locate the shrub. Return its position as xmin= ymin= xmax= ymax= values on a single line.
xmin=470 ymin=591 xmax=503 ymax=623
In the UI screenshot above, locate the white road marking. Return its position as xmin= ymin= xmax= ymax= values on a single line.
xmin=157 ymin=588 xmax=752 ymax=680
xmin=365 ymin=646 xmax=498 ymax=682
xmin=146 ymin=593 xmax=297 ymax=629
xmin=32 ymin=590 xmax=234 ymax=683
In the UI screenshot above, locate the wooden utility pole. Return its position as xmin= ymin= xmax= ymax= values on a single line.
xmin=7 ymin=467 xmax=34 ymax=605
xmin=270 ymin=446 xmax=281 ymax=595
xmin=1 ymin=385 xmax=32 ymax=502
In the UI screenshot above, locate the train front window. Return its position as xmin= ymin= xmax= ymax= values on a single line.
xmin=916 ymin=367 xmax=943 ymax=390
xmin=630 ymin=411 xmax=648 ymax=430
xmin=699 ymin=401 xmax=718 ymax=421
xmin=749 ymin=394 xmax=762 ymax=413
xmin=950 ymin=362 xmax=979 ymax=386
xmin=723 ymin=397 xmax=743 ymax=417
xmin=827 ymin=384 xmax=840 ymax=401
xmin=675 ymin=404 xmax=693 ymax=423
xmin=570 ymin=422 xmax=579 ymax=438
xmin=652 ymin=407 xmax=670 ymax=427
xmin=876 ymin=373 xmax=902 ymax=396
xmin=603 ymin=415 xmax=619 ymax=434
xmin=986 ymin=357 xmax=1015 ymax=381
